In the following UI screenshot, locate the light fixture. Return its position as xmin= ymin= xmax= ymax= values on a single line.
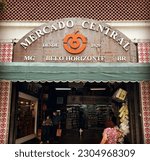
xmin=90 ymin=88 xmax=106 ymax=91
xmin=20 ymin=101 xmax=24 ymax=104
xmin=55 ymin=88 xmax=71 ymax=91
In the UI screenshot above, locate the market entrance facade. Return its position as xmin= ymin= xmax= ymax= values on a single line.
xmin=0 ymin=18 xmax=150 ymax=144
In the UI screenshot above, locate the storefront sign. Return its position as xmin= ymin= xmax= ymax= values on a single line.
xmin=14 ymin=18 xmax=137 ymax=62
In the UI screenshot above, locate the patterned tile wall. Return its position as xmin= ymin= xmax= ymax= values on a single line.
xmin=138 ymin=43 xmax=150 ymax=63
xmin=0 ymin=43 xmax=13 ymax=144
xmin=138 ymin=42 xmax=150 ymax=144
xmin=1 ymin=0 xmax=150 ymax=21
xmin=140 ymin=82 xmax=150 ymax=144
xmin=0 ymin=43 xmax=13 ymax=62
xmin=0 ymin=82 xmax=11 ymax=144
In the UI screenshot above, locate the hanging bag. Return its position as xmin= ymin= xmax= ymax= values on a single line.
xmin=56 ymin=123 xmax=62 ymax=137
xmin=112 ymin=88 xmax=127 ymax=102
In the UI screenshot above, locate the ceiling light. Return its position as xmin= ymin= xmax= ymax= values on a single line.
xmin=90 ymin=88 xmax=106 ymax=91
xmin=55 ymin=88 xmax=71 ymax=91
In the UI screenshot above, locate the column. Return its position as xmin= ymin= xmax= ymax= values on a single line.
xmin=0 ymin=43 xmax=13 ymax=143
xmin=138 ymin=42 xmax=150 ymax=144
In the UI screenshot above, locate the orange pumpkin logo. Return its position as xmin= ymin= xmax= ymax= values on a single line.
xmin=63 ymin=32 xmax=87 ymax=54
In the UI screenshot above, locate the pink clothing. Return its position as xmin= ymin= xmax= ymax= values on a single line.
xmin=103 ymin=127 xmax=122 ymax=144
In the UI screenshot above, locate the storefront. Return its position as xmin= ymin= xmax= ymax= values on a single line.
xmin=0 ymin=0 xmax=150 ymax=144
xmin=5 ymin=81 xmax=143 ymax=144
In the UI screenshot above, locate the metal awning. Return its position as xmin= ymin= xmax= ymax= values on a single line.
xmin=0 ymin=62 xmax=150 ymax=82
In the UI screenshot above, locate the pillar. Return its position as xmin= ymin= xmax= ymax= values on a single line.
xmin=0 ymin=43 xmax=13 ymax=143
xmin=138 ymin=42 xmax=150 ymax=144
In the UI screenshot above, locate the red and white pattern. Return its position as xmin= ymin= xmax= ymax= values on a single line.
xmin=138 ymin=42 xmax=150 ymax=63
xmin=0 ymin=43 xmax=13 ymax=62
xmin=138 ymin=42 xmax=150 ymax=143
xmin=140 ymin=82 xmax=150 ymax=144
xmin=0 ymin=43 xmax=13 ymax=144
xmin=0 ymin=81 xmax=11 ymax=144
xmin=1 ymin=0 xmax=149 ymax=21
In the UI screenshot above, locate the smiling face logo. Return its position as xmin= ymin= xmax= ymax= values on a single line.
xmin=63 ymin=32 xmax=87 ymax=55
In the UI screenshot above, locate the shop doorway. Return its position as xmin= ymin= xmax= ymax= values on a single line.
xmin=15 ymin=92 xmax=38 ymax=143
xmin=9 ymin=81 xmax=143 ymax=144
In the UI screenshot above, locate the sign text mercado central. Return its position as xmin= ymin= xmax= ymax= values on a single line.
xmin=14 ymin=18 xmax=136 ymax=63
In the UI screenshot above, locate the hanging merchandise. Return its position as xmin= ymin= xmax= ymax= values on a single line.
xmin=119 ymin=102 xmax=130 ymax=136
xmin=112 ymin=88 xmax=127 ymax=102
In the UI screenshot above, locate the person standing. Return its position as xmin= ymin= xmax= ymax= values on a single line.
xmin=45 ymin=116 xmax=53 ymax=143
xmin=100 ymin=116 xmax=124 ymax=144
xmin=40 ymin=116 xmax=53 ymax=143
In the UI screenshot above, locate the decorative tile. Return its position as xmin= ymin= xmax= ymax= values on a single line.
xmin=0 ymin=81 xmax=11 ymax=144
xmin=140 ymin=81 xmax=150 ymax=144
xmin=138 ymin=42 xmax=150 ymax=143
xmin=1 ymin=0 xmax=149 ymax=21
xmin=138 ymin=42 xmax=150 ymax=63
xmin=0 ymin=43 xmax=13 ymax=63
xmin=0 ymin=43 xmax=12 ymax=144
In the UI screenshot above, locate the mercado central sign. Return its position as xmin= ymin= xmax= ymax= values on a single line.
xmin=14 ymin=18 xmax=137 ymax=63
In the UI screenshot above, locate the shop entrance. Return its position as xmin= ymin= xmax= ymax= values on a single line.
xmin=9 ymin=81 xmax=143 ymax=144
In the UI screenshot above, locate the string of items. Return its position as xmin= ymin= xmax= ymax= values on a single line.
xmin=119 ymin=102 xmax=130 ymax=136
